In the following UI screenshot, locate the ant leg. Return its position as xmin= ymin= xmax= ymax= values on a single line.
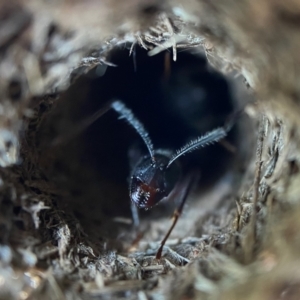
xmin=156 ymin=173 xmax=197 ymax=259
xmin=131 ymin=202 xmax=140 ymax=227
xmin=219 ymin=139 xmax=236 ymax=153
xmin=51 ymin=100 xmax=113 ymax=146
xmin=52 ymin=99 xmax=153 ymax=149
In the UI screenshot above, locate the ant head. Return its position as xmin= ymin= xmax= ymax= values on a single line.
xmin=130 ymin=153 xmax=181 ymax=209
xmin=110 ymin=100 xmax=231 ymax=209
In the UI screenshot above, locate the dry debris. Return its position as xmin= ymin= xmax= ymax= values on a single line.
xmin=0 ymin=1 xmax=300 ymax=300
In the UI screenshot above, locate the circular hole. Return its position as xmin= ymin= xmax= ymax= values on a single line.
xmin=37 ymin=46 xmax=254 ymax=251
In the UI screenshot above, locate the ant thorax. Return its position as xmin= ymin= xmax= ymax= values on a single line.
xmin=130 ymin=152 xmax=181 ymax=209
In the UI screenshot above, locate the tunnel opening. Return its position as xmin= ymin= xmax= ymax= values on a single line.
xmin=36 ymin=45 xmax=253 ymax=254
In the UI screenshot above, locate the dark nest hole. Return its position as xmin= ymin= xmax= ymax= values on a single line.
xmin=36 ymin=45 xmax=254 ymax=256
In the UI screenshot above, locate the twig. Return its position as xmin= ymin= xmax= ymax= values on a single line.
xmin=245 ymin=115 xmax=267 ymax=262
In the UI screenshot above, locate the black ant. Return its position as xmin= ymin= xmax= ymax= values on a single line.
xmin=93 ymin=99 xmax=236 ymax=259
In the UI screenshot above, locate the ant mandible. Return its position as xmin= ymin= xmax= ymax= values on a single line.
xmin=92 ymin=99 xmax=235 ymax=259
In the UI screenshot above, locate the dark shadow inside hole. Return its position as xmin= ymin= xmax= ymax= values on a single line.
xmin=82 ymin=47 xmax=236 ymax=195
xmin=39 ymin=46 xmax=241 ymax=249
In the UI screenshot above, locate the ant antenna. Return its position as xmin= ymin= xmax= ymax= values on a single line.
xmin=111 ymin=100 xmax=156 ymax=162
xmin=167 ymin=107 xmax=245 ymax=168
xmin=167 ymin=127 xmax=228 ymax=168
xmin=166 ymin=107 xmax=244 ymax=168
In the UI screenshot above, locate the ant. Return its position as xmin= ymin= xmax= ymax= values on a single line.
xmin=93 ymin=99 xmax=236 ymax=259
